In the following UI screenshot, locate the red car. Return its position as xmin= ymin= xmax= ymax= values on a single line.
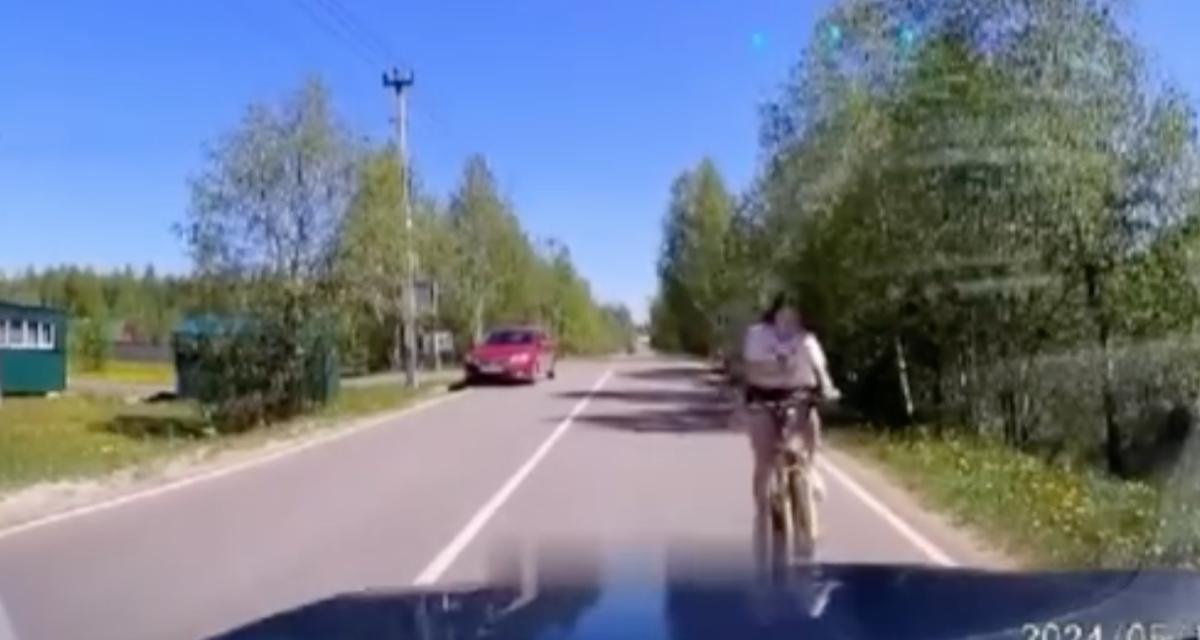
xmin=464 ymin=327 xmax=557 ymax=383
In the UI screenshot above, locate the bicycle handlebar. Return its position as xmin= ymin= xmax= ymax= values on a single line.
xmin=744 ymin=387 xmax=837 ymax=410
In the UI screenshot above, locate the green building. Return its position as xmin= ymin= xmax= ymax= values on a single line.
xmin=0 ymin=301 xmax=68 ymax=395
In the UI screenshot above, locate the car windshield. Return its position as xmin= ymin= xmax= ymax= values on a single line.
xmin=485 ymin=330 xmax=536 ymax=346
xmin=4 ymin=1 xmax=1200 ymax=638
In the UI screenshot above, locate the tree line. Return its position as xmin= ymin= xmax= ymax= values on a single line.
xmin=652 ymin=0 xmax=1200 ymax=478
xmin=0 ymin=265 xmax=189 ymax=368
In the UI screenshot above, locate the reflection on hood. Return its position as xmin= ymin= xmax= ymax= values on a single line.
xmin=213 ymin=542 xmax=1200 ymax=640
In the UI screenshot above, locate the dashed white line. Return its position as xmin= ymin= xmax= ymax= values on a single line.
xmin=818 ymin=456 xmax=958 ymax=566
xmin=413 ymin=369 xmax=613 ymax=586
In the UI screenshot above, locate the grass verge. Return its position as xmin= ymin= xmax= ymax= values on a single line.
xmin=0 ymin=382 xmax=444 ymax=493
xmin=832 ymin=427 xmax=1200 ymax=569
xmin=71 ymin=360 xmax=175 ymax=386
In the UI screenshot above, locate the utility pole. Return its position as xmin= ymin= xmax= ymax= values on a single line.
xmin=383 ymin=67 xmax=419 ymax=388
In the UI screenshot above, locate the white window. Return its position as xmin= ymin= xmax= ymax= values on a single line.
xmin=0 ymin=320 xmax=54 ymax=350
xmin=8 ymin=320 xmax=25 ymax=348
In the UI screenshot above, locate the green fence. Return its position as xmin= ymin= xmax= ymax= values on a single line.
xmin=172 ymin=315 xmax=339 ymax=405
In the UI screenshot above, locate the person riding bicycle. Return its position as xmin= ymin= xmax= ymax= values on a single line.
xmin=738 ymin=293 xmax=839 ymax=562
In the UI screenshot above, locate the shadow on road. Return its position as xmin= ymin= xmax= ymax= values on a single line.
xmin=452 ymin=377 xmax=531 ymax=391
xmin=620 ymin=365 xmax=719 ymax=383
xmin=569 ymin=405 xmax=733 ymax=434
xmin=554 ymin=370 xmax=734 ymax=435
xmin=556 ymin=388 xmax=714 ymax=406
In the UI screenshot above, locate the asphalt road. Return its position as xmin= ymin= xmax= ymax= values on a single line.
xmin=0 ymin=356 xmax=964 ymax=640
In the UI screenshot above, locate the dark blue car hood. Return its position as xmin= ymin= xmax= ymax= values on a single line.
xmin=213 ymin=549 xmax=1200 ymax=640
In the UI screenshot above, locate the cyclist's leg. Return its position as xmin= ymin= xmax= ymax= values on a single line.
xmin=737 ymin=393 xmax=776 ymax=509
xmin=803 ymin=399 xmax=828 ymax=499
xmin=801 ymin=398 xmax=820 ymax=453
xmin=744 ymin=405 xmax=777 ymax=569
xmin=796 ymin=397 xmax=820 ymax=462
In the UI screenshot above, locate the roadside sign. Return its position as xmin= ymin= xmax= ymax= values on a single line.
xmin=413 ymin=279 xmax=438 ymax=316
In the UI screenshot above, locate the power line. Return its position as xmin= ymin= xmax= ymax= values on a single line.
xmin=315 ymin=0 xmax=401 ymax=65
xmin=410 ymin=101 xmax=474 ymax=160
xmin=285 ymin=0 xmax=474 ymax=176
xmin=301 ymin=0 xmax=468 ymax=155
xmin=285 ymin=0 xmax=470 ymax=161
xmin=290 ymin=0 xmax=384 ymax=69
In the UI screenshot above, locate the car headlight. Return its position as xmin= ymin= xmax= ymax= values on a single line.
xmin=509 ymin=352 xmax=532 ymax=365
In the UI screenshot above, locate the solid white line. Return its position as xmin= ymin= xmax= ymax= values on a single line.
xmin=0 ymin=391 xmax=462 ymax=542
xmin=0 ymin=599 xmax=13 ymax=640
xmin=412 ymin=369 xmax=613 ymax=586
xmin=818 ymin=456 xmax=958 ymax=567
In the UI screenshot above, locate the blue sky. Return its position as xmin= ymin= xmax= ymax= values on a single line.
xmin=1 ymin=2 xmax=1197 ymax=322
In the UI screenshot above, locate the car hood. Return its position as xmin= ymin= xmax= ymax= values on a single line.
xmin=212 ymin=546 xmax=1200 ymax=640
xmin=471 ymin=344 xmax=535 ymax=360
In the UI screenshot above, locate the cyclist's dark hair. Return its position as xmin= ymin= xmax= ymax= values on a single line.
xmin=760 ymin=292 xmax=793 ymax=325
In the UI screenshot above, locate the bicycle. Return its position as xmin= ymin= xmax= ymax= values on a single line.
xmin=748 ymin=388 xmax=821 ymax=570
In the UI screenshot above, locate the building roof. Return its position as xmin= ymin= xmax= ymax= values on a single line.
xmin=0 ymin=299 xmax=67 ymax=317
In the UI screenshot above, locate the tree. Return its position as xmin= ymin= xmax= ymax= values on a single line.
xmin=654 ymin=159 xmax=735 ymax=355
xmin=689 ymin=0 xmax=1200 ymax=472
xmin=75 ymin=315 xmax=112 ymax=372
xmin=444 ymin=155 xmax=523 ymax=343
xmin=180 ymin=77 xmax=358 ymax=426
xmin=334 ymin=148 xmax=412 ymax=369
xmin=184 ymin=78 xmax=356 ymax=288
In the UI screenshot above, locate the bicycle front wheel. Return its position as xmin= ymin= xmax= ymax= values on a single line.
xmin=767 ymin=474 xmax=794 ymax=571
xmin=789 ymin=468 xmax=818 ymax=560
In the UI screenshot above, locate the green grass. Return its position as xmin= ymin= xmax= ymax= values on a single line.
xmin=322 ymin=382 xmax=432 ymax=419
xmin=0 ymin=382 xmax=442 ymax=493
xmin=0 ymin=395 xmax=202 ymax=490
xmin=71 ymin=360 xmax=175 ymax=385
xmin=833 ymin=428 xmax=1200 ymax=569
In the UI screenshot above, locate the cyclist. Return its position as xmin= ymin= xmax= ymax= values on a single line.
xmin=738 ymin=293 xmax=839 ymax=563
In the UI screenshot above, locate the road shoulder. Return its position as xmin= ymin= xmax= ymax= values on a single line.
xmin=0 ymin=387 xmax=457 ymax=536
xmin=823 ymin=436 xmax=1020 ymax=570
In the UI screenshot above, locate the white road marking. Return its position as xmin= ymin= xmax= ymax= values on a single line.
xmin=0 ymin=598 xmax=15 ymax=640
xmin=818 ymin=457 xmax=958 ymax=566
xmin=413 ymin=369 xmax=613 ymax=586
xmin=0 ymin=391 xmax=462 ymax=542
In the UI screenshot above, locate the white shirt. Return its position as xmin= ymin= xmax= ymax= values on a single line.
xmin=743 ymin=322 xmax=836 ymax=394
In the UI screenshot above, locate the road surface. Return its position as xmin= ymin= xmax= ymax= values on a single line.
xmin=0 ymin=356 xmax=980 ymax=640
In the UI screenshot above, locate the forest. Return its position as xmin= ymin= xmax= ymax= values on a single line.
xmin=651 ymin=0 xmax=1200 ymax=479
